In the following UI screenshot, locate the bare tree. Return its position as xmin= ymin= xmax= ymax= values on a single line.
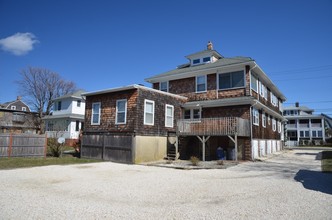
xmin=16 ymin=67 xmax=77 ymax=130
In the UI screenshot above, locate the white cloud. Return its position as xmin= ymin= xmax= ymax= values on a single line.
xmin=0 ymin=32 xmax=39 ymax=56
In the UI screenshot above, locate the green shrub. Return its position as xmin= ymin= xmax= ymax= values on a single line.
xmin=47 ymin=138 xmax=64 ymax=157
xmin=190 ymin=156 xmax=200 ymax=166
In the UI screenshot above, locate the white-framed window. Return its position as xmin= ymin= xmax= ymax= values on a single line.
xmin=196 ymin=75 xmax=206 ymax=93
xmin=11 ymin=105 xmax=16 ymax=110
xmin=250 ymin=73 xmax=258 ymax=92
xmin=203 ymin=57 xmax=211 ymax=63
xmin=300 ymin=130 xmax=310 ymax=137
xmin=193 ymin=59 xmax=200 ymax=65
xmin=22 ymin=107 xmax=26 ymax=111
xmin=218 ymin=70 xmax=245 ymax=90
xmin=262 ymin=113 xmax=266 ymax=128
xmin=278 ymin=121 xmax=281 ymax=133
xmin=268 ymin=115 xmax=271 ymax=125
xmin=253 ymin=108 xmax=259 ymax=126
xmin=160 ymin=81 xmax=168 ymax=92
xmin=270 ymin=92 xmax=278 ymax=107
xmin=116 ymin=99 xmax=127 ymax=124
xmin=183 ymin=109 xmax=201 ymax=120
xmin=91 ymin=102 xmax=101 ymax=125
xmin=272 ymin=118 xmax=276 ymax=131
xmin=259 ymin=82 xmax=267 ymax=100
xmin=144 ymin=99 xmax=154 ymax=125
xmin=77 ymin=100 xmax=81 ymax=107
xmin=165 ymin=104 xmax=174 ymax=128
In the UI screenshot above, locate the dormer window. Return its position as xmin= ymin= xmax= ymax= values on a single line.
xmin=203 ymin=57 xmax=211 ymax=63
xmin=11 ymin=106 xmax=16 ymax=110
xmin=193 ymin=59 xmax=200 ymax=65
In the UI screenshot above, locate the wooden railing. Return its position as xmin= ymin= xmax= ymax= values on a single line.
xmin=177 ymin=117 xmax=250 ymax=136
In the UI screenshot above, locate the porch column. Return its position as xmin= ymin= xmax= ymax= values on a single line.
xmin=196 ymin=136 xmax=210 ymax=162
xmin=228 ymin=132 xmax=238 ymax=161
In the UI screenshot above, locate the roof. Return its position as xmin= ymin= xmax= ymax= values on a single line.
xmin=42 ymin=113 xmax=84 ymax=120
xmin=185 ymin=49 xmax=223 ymax=60
xmin=283 ymin=105 xmax=314 ymax=113
xmin=82 ymin=84 xmax=188 ymax=100
xmin=0 ymin=98 xmax=31 ymax=112
xmin=53 ymin=90 xmax=86 ymax=101
xmin=145 ymin=56 xmax=254 ymax=82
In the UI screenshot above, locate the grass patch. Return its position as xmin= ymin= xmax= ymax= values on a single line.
xmin=0 ymin=156 xmax=102 ymax=170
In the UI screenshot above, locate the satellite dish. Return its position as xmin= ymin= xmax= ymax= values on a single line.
xmin=57 ymin=137 xmax=65 ymax=144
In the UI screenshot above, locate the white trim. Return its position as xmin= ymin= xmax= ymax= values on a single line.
xmin=22 ymin=107 xmax=27 ymax=111
xmin=196 ymin=75 xmax=207 ymax=93
xmin=144 ymin=99 xmax=155 ymax=126
xmin=253 ymin=108 xmax=259 ymax=126
xmin=165 ymin=104 xmax=174 ymax=128
xmin=11 ymin=105 xmax=16 ymax=110
xmin=217 ymin=69 xmax=245 ymax=91
xmin=91 ymin=102 xmax=101 ymax=125
xmin=115 ymin=99 xmax=127 ymax=124
xmin=272 ymin=118 xmax=277 ymax=132
xmin=262 ymin=113 xmax=266 ymax=128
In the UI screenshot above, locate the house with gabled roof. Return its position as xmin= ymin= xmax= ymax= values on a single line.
xmin=42 ymin=90 xmax=85 ymax=146
xmin=0 ymin=96 xmax=39 ymax=133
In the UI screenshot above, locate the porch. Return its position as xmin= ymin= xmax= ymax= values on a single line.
xmin=172 ymin=117 xmax=250 ymax=161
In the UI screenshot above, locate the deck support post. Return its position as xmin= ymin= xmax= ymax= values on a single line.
xmin=228 ymin=132 xmax=238 ymax=161
xmin=175 ymin=136 xmax=179 ymax=160
xmin=196 ymin=135 xmax=211 ymax=161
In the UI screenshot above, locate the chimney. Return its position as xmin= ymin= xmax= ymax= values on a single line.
xmin=207 ymin=41 xmax=213 ymax=50
xmin=295 ymin=102 xmax=299 ymax=107
xmin=17 ymin=96 xmax=22 ymax=100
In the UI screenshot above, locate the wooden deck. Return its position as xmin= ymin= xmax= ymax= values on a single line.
xmin=177 ymin=117 xmax=250 ymax=137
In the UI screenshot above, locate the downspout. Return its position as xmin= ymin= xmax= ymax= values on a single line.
xmin=250 ymin=100 xmax=259 ymax=161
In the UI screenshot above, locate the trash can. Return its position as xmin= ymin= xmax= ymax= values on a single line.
xmin=217 ymin=147 xmax=225 ymax=160
xmin=321 ymin=151 xmax=332 ymax=172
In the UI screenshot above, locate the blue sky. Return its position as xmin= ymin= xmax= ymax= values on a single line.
xmin=1 ymin=0 xmax=332 ymax=115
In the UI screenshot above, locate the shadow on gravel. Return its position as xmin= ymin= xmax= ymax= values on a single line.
xmin=294 ymin=169 xmax=332 ymax=195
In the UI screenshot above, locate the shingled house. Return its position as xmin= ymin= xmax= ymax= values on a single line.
xmin=81 ymin=85 xmax=187 ymax=163
xmin=82 ymin=42 xmax=286 ymax=163
xmin=145 ymin=42 xmax=287 ymax=161
xmin=0 ymin=96 xmax=39 ymax=134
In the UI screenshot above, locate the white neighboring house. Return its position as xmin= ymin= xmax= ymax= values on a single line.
xmin=43 ymin=90 xmax=85 ymax=146
xmin=283 ymin=102 xmax=325 ymax=146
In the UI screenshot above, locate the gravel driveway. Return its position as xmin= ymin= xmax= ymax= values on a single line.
xmin=0 ymin=149 xmax=331 ymax=219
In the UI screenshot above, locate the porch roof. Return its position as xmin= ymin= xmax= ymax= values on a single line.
xmin=42 ymin=113 xmax=84 ymax=120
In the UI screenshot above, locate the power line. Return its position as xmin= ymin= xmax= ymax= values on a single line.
xmin=269 ymin=64 xmax=332 ymax=75
xmin=284 ymin=101 xmax=332 ymax=104
xmin=273 ymin=74 xmax=332 ymax=81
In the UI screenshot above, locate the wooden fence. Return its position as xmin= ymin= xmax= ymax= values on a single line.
xmin=81 ymin=133 xmax=133 ymax=163
xmin=0 ymin=133 xmax=47 ymax=158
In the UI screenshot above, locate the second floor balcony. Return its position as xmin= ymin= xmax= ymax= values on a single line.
xmin=177 ymin=117 xmax=250 ymax=137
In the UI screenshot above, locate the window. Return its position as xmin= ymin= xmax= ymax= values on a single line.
xmin=259 ymin=82 xmax=267 ymax=100
xmin=116 ymin=99 xmax=127 ymax=124
xmin=262 ymin=113 xmax=266 ymax=128
xmin=278 ymin=121 xmax=281 ymax=133
xmin=270 ymin=92 xmax=278 ymax=107
xmin=251 ymin=73 xmax=258 ymax=92
xmin=312 ymin=130 xmax=323 ymax=138
xmin=75 ymin=121 xmax=80 ymax=131
xmin=183 ymin=109 xmax=201 ymax=120
xmin=272 ymin=118 xmax=276 ymax=131
xmin=57 ymin=101 xmax=62 ymax=111
xmin=91 ymin=102 xmax=101 ymax=125
xmin=165 ymin=104 xmax=174 ymax=127
xmin=268 ymin=115 xmax=271 ymax=125
xmin=203 ymin=57 xmax=211 ymax=62
xmin=219 ymin=71 xmax=244 ymax=90
xmin=11 ymin=105 xmax=16 ymax=110
xmin=300 ymin=130 xmax=310 ymax=137
xmin=12 ymin=113 xmax=25 ymax=122
xmin=22 ymin=107 xmax=27 ymax=111
xmin=196 ymin=75 xmax=206 ymax=93
xmin=184 ymin=109 xmax=191 ymax=119
xmin=160 ymin=81 xmax=168 ymax=92
xmin=253 ymin=108 xmax=259 ymax=126
xmin=193 ymin=59 xmax=200 ymax=64
xmin=144 ymin=100 xmax=154 ymax=125
xmin=77 ymin=100 xmax=81 ymax=107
